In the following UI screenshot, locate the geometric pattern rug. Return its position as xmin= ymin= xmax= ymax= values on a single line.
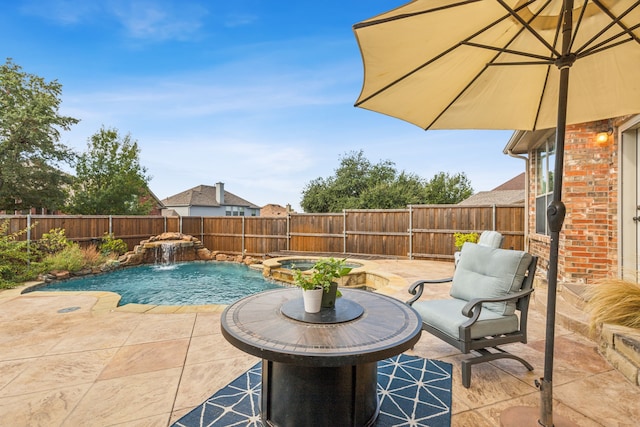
xmin=172 ymin=354 xmax=452 ymax=427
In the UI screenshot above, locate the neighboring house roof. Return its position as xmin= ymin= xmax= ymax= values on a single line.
xmin=491 ymin=172 xmax=525 ymax=191
xmin=458 ymin=173 xmax=525 ymax=205
xmin=161 ymin=184 xmax=260 ymax=209
xmin=260 ymin=204 xmax=290 ymax=217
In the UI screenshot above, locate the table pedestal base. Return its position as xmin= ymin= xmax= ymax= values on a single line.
xmin=261 ymin=360 xmax=379 ymax=427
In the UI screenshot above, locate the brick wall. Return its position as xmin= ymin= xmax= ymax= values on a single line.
xmin=528 ymin=119 xmax=621 ymax=286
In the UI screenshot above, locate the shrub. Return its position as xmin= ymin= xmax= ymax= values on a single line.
xmin=453 ymin=232 xmax=479 ymax=250
xmin=0 ymin=220 xmax=39 ymax=288
xmin=99 ymin=233 xmax=128 ymax=256
xmin=585 ymin=278 xmax=640 ymax=331
xmin=42 ymin=244 xmax=86 ymax=272
xmin=37 ymin=228 xmax=71 ymax=255
xmin=81 ymin=244 xmax=105 ymax=267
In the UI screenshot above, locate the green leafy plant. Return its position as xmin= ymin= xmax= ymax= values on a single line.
xmin=292 ymin=258 xmax=353 ymax=292
xmin=42 ymin=244 xmax=87 ymax=272
xmin=37 ymin=228 xmax=71 ymax=255
xmin=453 ymin=232 xmax=479 ymax=251
xmin=0 ymin=219 xmax=39 ymax=288
xmin=99 ymin=233 xmax=128 ymax=256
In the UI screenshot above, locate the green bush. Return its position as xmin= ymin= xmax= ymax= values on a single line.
xmin=37 ymin=228 xmax=71 ymax=255
xmin=42 ymin=244 xmax=87 ymax=272
xmin=0 ymin=220 xmax=39 ymax=288
xmin=453 ymin=232 xmax=479 ymax=250
xmin=99 ymin=233 xmax=128 ymax=256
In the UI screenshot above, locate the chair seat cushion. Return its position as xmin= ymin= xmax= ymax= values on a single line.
xmin=412 ymin=298 xmax=519 ymax=340
xmin=450 ymin=243 xmax=532 ymax=315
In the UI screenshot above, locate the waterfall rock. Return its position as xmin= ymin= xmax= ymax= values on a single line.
xmin=119 ymin=233 xmax=214 ymax=266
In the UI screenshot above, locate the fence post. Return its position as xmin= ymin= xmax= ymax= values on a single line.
xmin=242 ymin=216 xmax=245 ymax=255
xmin=201 ymin=216 xmax=204 ymax=243
xmin=164 ymin=216 xmax=167 ymax=233
xmin=343 ymin=210 xmax=347 ymax=254
xmin=408 ymin=205 xmax=413 ymax=260
xmin=109 ymin=215 xmax=113 ymax=235
xmin=26 ymin=214 xmax=31 ymax=260
xmin=179 ymin=216 xmax=183 ymax=234
xmin=287 ymin=213 xmax=290 ymax=251
xmin=492 ymin=204 xmax=497 ymax=230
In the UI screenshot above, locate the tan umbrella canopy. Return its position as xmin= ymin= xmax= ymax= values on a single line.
xmin=354 ymin=0 xmax=640 ymax=131
xmin=354 ymin=1 xmax=640 ymax=426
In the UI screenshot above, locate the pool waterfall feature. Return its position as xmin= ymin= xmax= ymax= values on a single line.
xmin=119 ymin=232 xmax=214 ymax=266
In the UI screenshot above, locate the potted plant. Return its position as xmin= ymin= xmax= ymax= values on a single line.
xmin=292 ymin=257 xmax=353 ymax=311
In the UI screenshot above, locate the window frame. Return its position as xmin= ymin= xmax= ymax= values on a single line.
xmin=534 ymin=136 xmax=556 ymax=235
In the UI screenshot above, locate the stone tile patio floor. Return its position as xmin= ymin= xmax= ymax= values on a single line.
xmin=0 ymin=259 xmax=638 ymax=426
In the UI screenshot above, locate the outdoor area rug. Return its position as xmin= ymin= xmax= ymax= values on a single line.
xmin=173 ymin=354 xmax=452 ymax=427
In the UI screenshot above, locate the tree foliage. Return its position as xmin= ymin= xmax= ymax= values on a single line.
xmin=423 ymin=171 xmax=474 ymax=204
xmin=0 ymin=58 xmax=78 ymax=211
xmin=66 ymin=127 xmax=153 ymax=215
xmin=300 ymin=150 xmax=474 ymax=212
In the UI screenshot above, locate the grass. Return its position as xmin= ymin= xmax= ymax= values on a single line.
xmin=585 ymin=278 xmax=640 ymax=331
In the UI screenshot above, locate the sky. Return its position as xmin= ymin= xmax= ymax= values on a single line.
xmin=2 ymin=0 xmax=525 ymax=212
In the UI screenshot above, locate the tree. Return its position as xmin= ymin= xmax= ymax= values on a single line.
xmin=0 ymin=58 xmax=78 ymax=211
xmin=67 ymin=127 xmax=153 ymax=215
xmin=423 ymin=172 xmax=473 ymax=204
xmin=300 ymin=151 xmax=476 ymax=212
xmin=301 ymin=150 xmax=430 ymax=212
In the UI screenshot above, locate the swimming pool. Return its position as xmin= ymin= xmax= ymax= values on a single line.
xmin=33 ymin=262 xmax=283 ymax=306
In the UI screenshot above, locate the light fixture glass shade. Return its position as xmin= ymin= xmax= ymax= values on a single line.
xmin=596 ymin=132 xmax=609 ymax=144
xmin=596 ymin=128 xmax=612 ymax=145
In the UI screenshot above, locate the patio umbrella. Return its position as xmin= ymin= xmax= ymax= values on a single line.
xmin=353 ymin=1 xmax=640 ymax=426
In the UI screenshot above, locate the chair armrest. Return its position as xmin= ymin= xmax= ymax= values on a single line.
xmin=457 ymin=288 xmax=535 ymax=333
xmin=406 ymin=277 xmax=453 ymax=305
xmin=461 ymin=288 xmax=535 ymax=318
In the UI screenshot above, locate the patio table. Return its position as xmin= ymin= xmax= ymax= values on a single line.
xmin=220 ymin=287 xmax=422 ymax=427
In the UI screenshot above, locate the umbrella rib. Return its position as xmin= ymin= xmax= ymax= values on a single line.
xmin=463 ymin=41 xmax=554 ymax=62
xmin=575 ymin=0 xmax=640 ymax=56
xmin=352 ymin=0 xmax=482 ymax=29
xmin=496 ymin=0 xmax=562 ymax=58
xmin=579 ymin=23 xmax=640 ymax=58
xmin=568 ymin=0 xmax=590 ymax=53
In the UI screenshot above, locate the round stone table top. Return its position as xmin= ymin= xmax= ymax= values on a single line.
xmin=221 ymin=288 xmax=422 ymax=367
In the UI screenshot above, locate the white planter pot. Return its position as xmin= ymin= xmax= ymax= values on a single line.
xmin=302 ymin=288 xmax=323 ymax=313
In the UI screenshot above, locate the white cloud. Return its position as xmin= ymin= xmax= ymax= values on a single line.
xmin=19 ymin=0 xmax=101 ymax=25
xmin=109 ymin=1 xmax=208 ymax=41
xmin=20 ymin=0 xmax=209 ymax=42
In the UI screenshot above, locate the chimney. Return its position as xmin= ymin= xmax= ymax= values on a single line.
xmin=216 ymin=182 xmax=224 ymax=204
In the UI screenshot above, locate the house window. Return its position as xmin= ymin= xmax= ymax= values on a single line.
xmin=225 ymin=207 xmax=232 ymax=216
xmin=535 ymin=137 xmax=556 ymax=235
xmin=239 ymin=207 xmax=245 ymax=217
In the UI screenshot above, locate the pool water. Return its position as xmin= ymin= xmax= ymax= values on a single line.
xmin=278 ymin=260 xmax=363 ymax=271
xmin=37 ymin=262 xmax=283 ymax=306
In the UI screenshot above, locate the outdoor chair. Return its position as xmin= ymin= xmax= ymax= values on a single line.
xmin=407 ymin=242 xmax=538 ymax=388
xmin=454 ymin=230 xmax=504 ymax=266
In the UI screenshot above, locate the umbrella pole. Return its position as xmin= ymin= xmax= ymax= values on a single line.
xmin=540 ymin=80 xmax=568 ymax=427
xmin=540 ymin=1 xmax=570 ymax=425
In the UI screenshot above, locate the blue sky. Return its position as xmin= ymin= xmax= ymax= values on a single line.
xmin=2 ymin=0 xmax=524 ymax=211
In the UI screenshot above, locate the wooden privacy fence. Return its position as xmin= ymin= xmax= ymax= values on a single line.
xmin=1 ymin=204 xmax=524 ymax=261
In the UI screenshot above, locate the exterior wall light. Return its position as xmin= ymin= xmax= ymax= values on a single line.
xmin=596 ymin=128 xmax=613 ymax=145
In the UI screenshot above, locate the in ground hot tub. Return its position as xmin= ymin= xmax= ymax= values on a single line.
xmin=262 ymin=257 xmax=383 ymax=290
